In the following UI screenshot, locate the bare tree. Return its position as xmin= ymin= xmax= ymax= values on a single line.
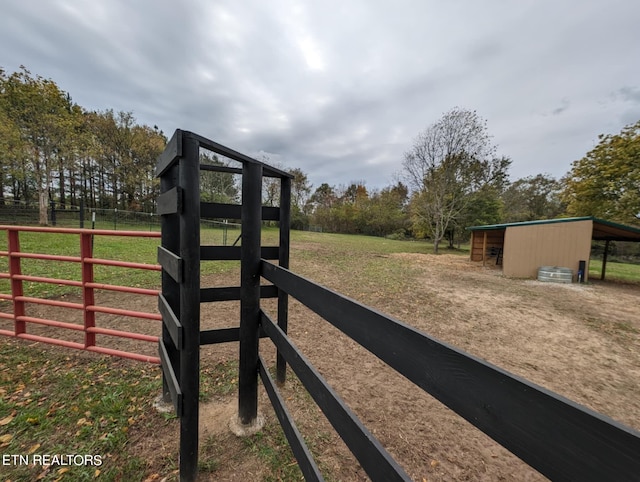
xmin=403 ymin=107 xmax=506 ymax=253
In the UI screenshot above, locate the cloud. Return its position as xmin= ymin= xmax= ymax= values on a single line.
xmin=615 ymin=87 xmax=640 ymax=105
xmin=2 ymin=0 xmax=640 ymax=190
xmin=551 ymin=98 xmax=571 ymax=116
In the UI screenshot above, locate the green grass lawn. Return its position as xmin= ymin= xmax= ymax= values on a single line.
xmin=589 ymin=258 xmax=640 ymax=283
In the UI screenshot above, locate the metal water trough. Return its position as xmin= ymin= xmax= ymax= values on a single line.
xmin=537 ymin=266 xmax=573 ymax=283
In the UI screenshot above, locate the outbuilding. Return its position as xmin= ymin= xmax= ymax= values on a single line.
xmin=467 ymin=217 xmax=640 ymax=281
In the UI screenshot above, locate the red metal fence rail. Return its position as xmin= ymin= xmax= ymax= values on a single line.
xmin=0 ymin=225 xmax=161 ymax=363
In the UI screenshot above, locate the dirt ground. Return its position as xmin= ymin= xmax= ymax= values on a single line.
xmin=2 ymin=251 xmax=639 ymax=481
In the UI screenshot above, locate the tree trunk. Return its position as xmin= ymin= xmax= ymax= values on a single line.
xmin=0 ymin=168 xmax=4 ymax=206
xmin=38 ymin=188 xmax=48 ymax=225
xmin=59 ymin=159 xmax=66 ymax=208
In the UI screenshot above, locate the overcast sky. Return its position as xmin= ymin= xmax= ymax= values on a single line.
xmin=2 ymin=0 xmax=639 ymax=191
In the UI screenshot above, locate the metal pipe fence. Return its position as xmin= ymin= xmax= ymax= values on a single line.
xmin=0 ymin=201 xmax=239 ymax=243
xmin=0 ymin=225 xmax=162 ymax=363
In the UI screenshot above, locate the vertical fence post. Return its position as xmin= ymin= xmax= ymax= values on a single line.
xmin=8 ymin=229 xmax=25 ymax=335
xmin=276 ymin=176 xmax=291 ymax=385
xmin=80 ymin=233 xmax=96 ymax=348
xmin=160 ymin=166 xmax=180 ymax=405
xmin=79 ymin=200 xmax=85 ymax=228
xmin=50 ymin=201 xmax=57 ymax=227
xmin=223 ymin=220 xmax=228 ymax=246
xmin=113 ymin=208 xmax=117 ymax=230
xmin=238 ymin=161 xmax=263 ymax=425
xmin=179 ymin=135 xmax=201 ymax=482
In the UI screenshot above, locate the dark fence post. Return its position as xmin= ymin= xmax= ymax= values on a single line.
xmin=223 ymin=220 xmax=228 ymax=246
xmin=238 ymin=161 xmax=263 ymax=425
xmin=79 ymin=200 xmax=85 ymax=228
xmin=50 ymin=201 xmax=56 ymax=226
xmin=179 ymin=135 xmax=201 ymax=481
xmin=160 ymin=168 xmax=179 ymax=405
xmin=276 ymin=176 xmax=291 ymax=385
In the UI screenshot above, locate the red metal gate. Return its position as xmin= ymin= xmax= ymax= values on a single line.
xmin=0 ymin=225 xmax=161 ymax=363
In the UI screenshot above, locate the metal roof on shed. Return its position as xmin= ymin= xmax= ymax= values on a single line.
xmin=467 ymin=217 xmax=640 ymax=242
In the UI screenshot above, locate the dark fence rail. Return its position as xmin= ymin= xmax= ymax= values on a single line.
xmin=259 ymin=259 xmax=640 ymax=482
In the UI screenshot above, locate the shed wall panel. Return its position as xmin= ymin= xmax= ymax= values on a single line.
xmin=503 ymin=220 xmax=592 ymax=279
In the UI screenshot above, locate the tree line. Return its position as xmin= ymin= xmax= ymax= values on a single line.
xmin=1 ymin=68 xmax=638 ymax=252
xmin=300 ymin=108 xmax=639 ymax=253
xmin=0 ymin=67 xmax=166 ymax=224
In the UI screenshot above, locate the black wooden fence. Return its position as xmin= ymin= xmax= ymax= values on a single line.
xmin=259 ymin=261 xmax=640 ymax=481
xmin=156 ymin=130 xmax=640 ymax=482
xmin=156 ymin=130 xmax=292 ymax=481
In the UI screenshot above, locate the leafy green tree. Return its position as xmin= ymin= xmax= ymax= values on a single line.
xmin=365 ymin=182 xmax=409 ymax=237
xmin=446 ymin=185 xmax=503 ymax=247
xmin=0 ymin=79 xmax=26 ymax=205
xmin=403 ymin=108 xmax=509 ymax=252
xmin=289 ymin=168 xmax=312 ymax=229
xmin=2 ymin=67 xmax=73 ymax=223
xmin=502 ymin=174 xmax=564 ymax=222
xmin=335 ymin=182 xmax=368 ymax=233
xmin=562 ymin=120 xmax=640 ymax=224
xmin=83 ymin=109 xmax=163 ymax=210
xmin=309 ymin=183 xmax=337 ymax=230
xmin=199 ymin=152 xmax=239 ymax=204
xmin=290 ymin=168 xmax=312 ymax=210
xmin=0 ymin=67 xmax=166 ymax=216
xmin=130 ymin=124 xmax=165 ymax=210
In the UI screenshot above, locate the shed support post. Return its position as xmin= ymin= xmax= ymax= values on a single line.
xmin=601 ymin=240 xmax=610 ymax=281
xmin=482 ymin=231 xmax=487 ymax=267
xmin=238 ymin=161 xmax=263 ymax=425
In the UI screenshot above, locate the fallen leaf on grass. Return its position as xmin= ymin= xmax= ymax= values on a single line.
xmin=0 ymin=412 xmax=16 ymax=425
xmin=36 ymin=467 xmax=51 ymax=480
xmin=0 ymin=433 xmax=13 ymax=444
xmin=29 ymin=443 xmax=41 ymax=453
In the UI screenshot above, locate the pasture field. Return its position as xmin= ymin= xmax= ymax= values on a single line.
xmin=589 ymin=257 xmax=640 ymax=282
xmin=1 ymin=229 xmax=639 ymax=481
